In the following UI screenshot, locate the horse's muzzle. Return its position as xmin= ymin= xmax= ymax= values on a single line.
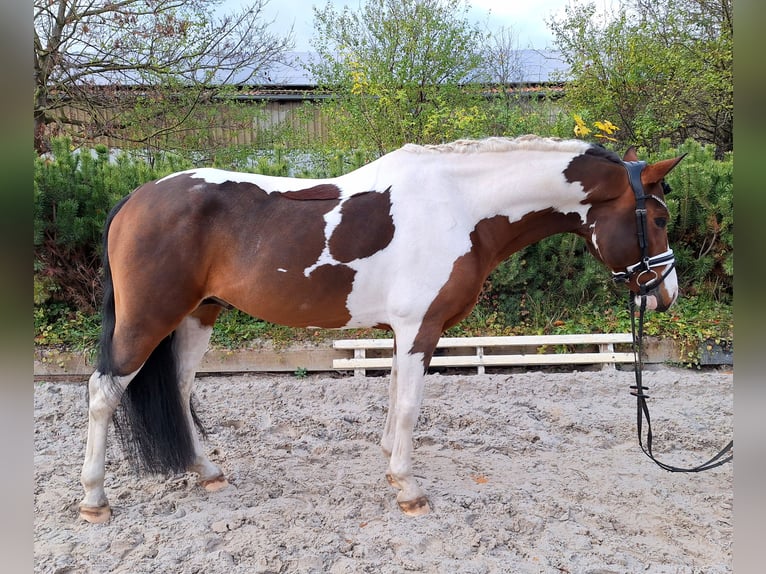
xmin=636 ymin=266 xmax=678 ymax=312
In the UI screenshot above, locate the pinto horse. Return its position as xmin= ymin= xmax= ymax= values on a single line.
xmin=79 ymin=135 xmax=684 ymax=523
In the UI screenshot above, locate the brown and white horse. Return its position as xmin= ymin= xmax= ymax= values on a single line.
xmin=78 ymin=135 xmax=684 ymax=523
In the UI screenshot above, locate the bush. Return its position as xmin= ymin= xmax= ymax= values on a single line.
xmin=650 ymin=139 xmax=733 ymax=302
xmin=34 ymin=138 xmax=191 ymax=310
xmin=478 ymin=234 xmax=619 ymax=332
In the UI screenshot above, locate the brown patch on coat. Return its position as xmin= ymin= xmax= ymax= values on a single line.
xmin=409 ymin=211 xmax=584 ymax=369
xmin=563 ymin=147 xmax=626 ymax=202
xmin=329 ymin=189 xmax=395 ymax=263
xmin=281 ymin=184 xmax=342 ymax=201
xmin=104 ymin=174 xmax=355 ymax=372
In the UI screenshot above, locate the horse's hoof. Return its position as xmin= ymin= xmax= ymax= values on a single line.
xmin=385 ymin=473 xmax=401 ymax=489
xmin=79 ymin=504 xmax=111 ymax=523
xmin=200 ymin=475 xmax=229 ymax=492
xmin=397 ymin=495 xmax=431 ymax=516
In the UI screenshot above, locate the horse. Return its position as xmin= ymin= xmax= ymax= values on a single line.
xmin=78 ymin=135 xmax=684 ymax=523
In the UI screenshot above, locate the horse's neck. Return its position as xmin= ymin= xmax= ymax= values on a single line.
xmin=412 ymin=149 xmax=593 ymax=227
xmin=401 ymin=149 xmax=596 ymax=266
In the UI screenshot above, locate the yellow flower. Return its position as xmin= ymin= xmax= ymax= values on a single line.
xmin=573 ymin=115 xmax=591 ymax=137
xmin=575 ymin=116 xmax=620 ymax=141
xmin=594 ymin=120 xmax=620 ymax=134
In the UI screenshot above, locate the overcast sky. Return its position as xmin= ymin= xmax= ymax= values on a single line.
xmin=218 ymin=0 xmax=576 ymax=51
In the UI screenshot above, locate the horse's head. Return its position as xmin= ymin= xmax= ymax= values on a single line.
xmin=578 ymin=146 xmax=685 ymax=312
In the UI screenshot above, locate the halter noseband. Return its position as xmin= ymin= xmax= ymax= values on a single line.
xmin=611 ymin=161 xmax=676 ymax=294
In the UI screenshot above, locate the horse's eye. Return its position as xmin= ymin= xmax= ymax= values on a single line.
xmin=654 ymin=217 xmax=667 ymax=228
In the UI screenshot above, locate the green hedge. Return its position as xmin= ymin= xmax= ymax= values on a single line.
xmin=654 ymin=139 xmax=733 ymax=301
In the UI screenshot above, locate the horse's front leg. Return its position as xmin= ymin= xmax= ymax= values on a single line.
xmin=383 ymin=333 xmax=436 ymax=516
xmin=79 ymin=368 xmax=138 ymax=523
xmin=381 ymin=340 xmax=398 ymax=459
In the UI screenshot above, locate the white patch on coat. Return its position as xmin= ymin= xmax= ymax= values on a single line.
xmin=156 ymin=168 xmax=343 ymax=195
xmin=303 ymin=202 xmax=345 ymax=277
xmin=663 ymin=267 xmax=679 ymax=301
xmin=590 ymin=223 xmax=601 ymax=257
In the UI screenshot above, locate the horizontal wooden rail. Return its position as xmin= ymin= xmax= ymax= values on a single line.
xmin=333 ymin=334 xmax=635 ymax=375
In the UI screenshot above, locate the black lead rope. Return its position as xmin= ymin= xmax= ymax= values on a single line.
xmin=629 ymin=293 xmax=733 ymax=472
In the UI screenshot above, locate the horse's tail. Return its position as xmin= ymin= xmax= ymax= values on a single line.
xmin=97 ymin=194 xmax=201 ymax=474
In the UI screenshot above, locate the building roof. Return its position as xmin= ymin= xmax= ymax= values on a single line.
xmin=236 ymin=50 xmax=570 ymax=88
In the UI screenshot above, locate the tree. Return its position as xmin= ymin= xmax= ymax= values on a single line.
xmin=548 ymin=0 xmax=732 ymax=155
xmin=479 ymin=25 xmax=540 ymax=137
xmin=33 ymin=0 xmax=292 ymax=154
xmin=309 ymin=0 xmax=488 ymax=154
xmin=482 ymin=25 xmax=524 ymax=89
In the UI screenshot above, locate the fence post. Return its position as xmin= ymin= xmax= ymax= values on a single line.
xmin=599 ymin=342 xmax=616 ymax=371
xmin=354 ymin=348 xmax=366 ymax=377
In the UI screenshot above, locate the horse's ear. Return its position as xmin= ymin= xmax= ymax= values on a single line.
xmin=623 ymin=146 xmax=639 ymax=161
xmin=643 ymin=154 xmax=687 ymax=184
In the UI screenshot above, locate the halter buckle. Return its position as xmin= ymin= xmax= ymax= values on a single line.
xmin=612 ymin=248 xmax=675 ymax=290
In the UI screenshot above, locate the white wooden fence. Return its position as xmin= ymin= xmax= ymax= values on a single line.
xmin=332 ymin=334 xmax=635 ymax=376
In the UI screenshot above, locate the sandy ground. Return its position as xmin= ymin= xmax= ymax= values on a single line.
xmin=34 ymin=366 xmax=733 ymax=573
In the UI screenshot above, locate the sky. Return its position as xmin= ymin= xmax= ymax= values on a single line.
xmin=218 ymin=0 xmax=574 ymax=51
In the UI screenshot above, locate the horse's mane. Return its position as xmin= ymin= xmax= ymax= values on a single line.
xmin=402 ymin=135 xmax=594 ymax=156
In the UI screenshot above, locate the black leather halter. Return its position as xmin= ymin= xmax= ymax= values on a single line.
xmin=618 ymin=160 xmax=733 ymax=473
xmin=611 ymin=161 xmax=676 ymax=293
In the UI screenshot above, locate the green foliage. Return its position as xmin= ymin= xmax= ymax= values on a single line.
xmin=549 ymin=0 xmax=732 ymax=155
xmin=483 ymin=98 xmax=574 ymax=140
xmin=34 ymin=302 xmax=101 ymax=351
xmin=34 ymin=137 xmax=190 ymax=309
xmin=634 ymin=295 xmax=733 ymax=366
xmin=477 ymin=234 xmax=618 ymax=333
xmin=649 ymin=139 xmax=733 ymax=301
xmin=310 ymin=0 xmax=488 ymax=152
xmin=209 ymin=310 xmax=280 ymax=348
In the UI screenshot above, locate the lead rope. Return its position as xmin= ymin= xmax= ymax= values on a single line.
xmin=629 ymin=293 xmax=733 ymax=472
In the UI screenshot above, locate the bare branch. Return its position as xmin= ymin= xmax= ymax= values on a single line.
xmin=34 ymin=0 xmax=292 ymax=153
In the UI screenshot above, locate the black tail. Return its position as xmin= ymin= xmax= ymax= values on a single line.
xmin=98 ymin=195 xmax=200 ymax=474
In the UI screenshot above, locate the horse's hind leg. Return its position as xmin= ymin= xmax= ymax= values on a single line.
xmin=174 ymin=305 xmax=228 ymax=491
xmin=381 ymin=340 xmax=398 ymax=460
xmin=79 ymin=367 xmax=140 ymax=523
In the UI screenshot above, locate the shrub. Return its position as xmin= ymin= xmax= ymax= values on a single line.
xmin=34 ymin=138 xmax=190 ymax=310
xmin=649 ymin=139 xmax=733 ymax=302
